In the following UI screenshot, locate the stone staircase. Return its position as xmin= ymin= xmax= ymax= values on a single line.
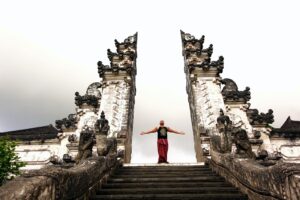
xmin=91 ymin=164 xmax=248 ymax=200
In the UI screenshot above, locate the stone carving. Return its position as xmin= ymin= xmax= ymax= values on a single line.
xmin=114 ymin=33 xmax=137 ymax=54
xmin=232 ymin=128 xmax=255 ymax=158
xmin=95 ymin=111 xmax=113 ymax=156
xmin=95 ymin=111 xmax=110 ymax=135
xmin=55 ymin=114 xmax=77 ymax=131
xmin=62 ymin=154 xmax=75 ymax=163
xmin=98 ymin=33 xmax=138 ymax=78
xmin=221 ymin=78 xmax=251 ymax=103
xmin=212 ymin=110 xmax=254 ymax=158
xmin=187 ymin=54 xmax=224 ymax=75
xmin=255 ymin=150 xmax=278 ymax=166
xmin=212 ymin=109 xmax=233 ymax=153
xmin=75 ymin=126 xmax=94 ymax=163
xmin=254 ymin=130 xmax=261 ymax=139
xmin=68 ymin=134 xmax=78 ymax=143
xmin=49 ymin=155 xmax=62 ymax=165
xmin=86 ymin=82 xmax=101 ymax=98
xmin=75 ymin=91 xmax=100 ymax=108
xmin=181 ymin=31 xmax=224 ymax=75
xmin=202 ymin=44 xmax=213 ymax=57
xmin=247 ymin=109 xmax=274 ymax=125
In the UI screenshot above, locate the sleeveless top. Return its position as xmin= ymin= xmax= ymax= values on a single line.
xmin=157 ymin=126 xmax=168 ymax=139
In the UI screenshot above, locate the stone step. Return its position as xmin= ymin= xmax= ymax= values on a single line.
xmin=112 ymin=172 xmax=217 ymax=178
xmin=108 ymin=176 xmax=224 ymax=183
xmin=115 ymin=168 xmax=213 ymax=174
xmin=97 ymin=187 xmax=240 ymax=195
xmin=102 ymin=181 xmax=232 ymax=189
xmin=119 ymin=166 xmax=211 ymax=171
xmin=117 ymin=168 xmax=212 ymax=173
xmin=90 ymin=165 xmax=248 ymax=200
xmin=91 ymin=193 xmax=248 ymax=200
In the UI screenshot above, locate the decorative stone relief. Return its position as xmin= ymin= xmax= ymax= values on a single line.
xmin=55 ymin=114 xmax=78 ymax=132
xmin=247 ymin=109 xmax=274 ymax=125
xmin=75 ymin=126 xmax=94 ymax=163
xmin=221 ymin=78 xmax=251 ymax=103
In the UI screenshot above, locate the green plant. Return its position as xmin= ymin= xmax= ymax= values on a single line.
xmin=0 ymin=137 xmax=26 ymax=186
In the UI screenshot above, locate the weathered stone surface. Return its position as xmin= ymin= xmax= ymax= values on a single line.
xmin=221 ymin=78 xmax=251 ymax=103
xmin=181 ymin=31 xmax=228 ymax=162
xmin=181 ymin=30 xmax=224 ymax=75
xmin=55 ymin=114 xmax=77 ymax=132
xmin=209 ymin=150 xmax=300 ymax=200
xmin=232 ymin=128 xmax=255 ymax=158
xmin=75 ymin=126 xmax=94 ymax=163
xmin=97 ymin=33 xmax=137 ymax=163
xmin=75 ymin=91 xmax=100 ymax=108
xmin=247 ymin=109 xmax=274 ymax=125
xmin=0 ymin=156 xmax=121 ymax=200
xmin=212 ymin=109 xmax=233 ymax=153
xmin=98 ymin=33 xmax=137 ymax=78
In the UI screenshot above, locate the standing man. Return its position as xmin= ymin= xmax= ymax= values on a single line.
xmin=140 ymin=120 xmax=185 ymax=163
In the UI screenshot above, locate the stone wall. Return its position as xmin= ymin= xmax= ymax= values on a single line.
xmin=16 ymin=139 xmax=65 ymax=170
xmin=270 ymin=138 xmax=300 ymax=161
xmin=0 ymin=155 xmax=121 ymax=200
xmin=208 ymin=150 xmax=300 ymax=200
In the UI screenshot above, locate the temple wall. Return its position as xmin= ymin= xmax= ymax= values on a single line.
xmin=270 ymin=138 xmax=300 ymax=161
xmin=16 ymin=140 xmax=67 ymax=170
xmin=99 ymin=73 xmax=136 ymax=163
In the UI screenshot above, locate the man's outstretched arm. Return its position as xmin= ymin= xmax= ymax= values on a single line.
xmin=167 ymin=127 xmax=185 ymax=135
xmin=140 ymin=127 xmax=158 ymax=135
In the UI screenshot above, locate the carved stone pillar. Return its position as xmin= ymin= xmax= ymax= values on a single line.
xmin=98 ymin=33 xmax=137 ymax=163
xmin=181 ymin=31 xmax=225 ymax=162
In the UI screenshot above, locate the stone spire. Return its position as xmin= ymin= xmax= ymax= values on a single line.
xmin=181 ymin=30 xmax=223 ymax=76
xmin=98 ymin=33 xmax=138 ymax=78
xmin=97 ymin=33 xmax=138 ymax=163
xmin=181 ymin=31 xmax=226 ymax=162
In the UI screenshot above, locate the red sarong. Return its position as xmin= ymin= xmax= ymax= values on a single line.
xmin=157 ymin=139 xmax=168 ymax=163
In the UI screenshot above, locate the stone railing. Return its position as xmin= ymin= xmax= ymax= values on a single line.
xmin=208 ymin=150 xmax=300 ymax=200
xmin=0 ymin=151 xmax=121 ymax=200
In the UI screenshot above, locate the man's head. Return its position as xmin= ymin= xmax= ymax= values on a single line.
xmin=159 ymin=120 xmax=165 ymax=126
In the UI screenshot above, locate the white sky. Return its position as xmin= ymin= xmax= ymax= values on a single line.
xmin=0 ymin=0 xmax=300 ymax=163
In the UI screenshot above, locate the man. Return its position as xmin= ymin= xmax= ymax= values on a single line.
xmin=140 ymin=120 xmax=185 ymax=163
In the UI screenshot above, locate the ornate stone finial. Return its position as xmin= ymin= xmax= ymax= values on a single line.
xmin=55 ymin=114 xmax=77 ymax=131
xmin=202 ymin=44 xmax=213 ymax=57
xmin=74 ymin=91 xmax=100 ymax=108
xmin=97 ymin=33 xmax=138 ymax=78
xmin=247 ymin=109 xmax=274 ymax=125
xmin=181 ymin=31 xmax=225 ymax=76
xmin=221 ymin=78 xmax=251 ymax=103
xmin=75 ymin=126 xmax=94 ymax=163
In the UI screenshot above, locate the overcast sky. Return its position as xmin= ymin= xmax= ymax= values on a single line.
xmin=1 ymin=1 xmax=300 ymax=163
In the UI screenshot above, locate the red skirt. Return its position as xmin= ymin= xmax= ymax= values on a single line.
xmin=157 ymin=139 xmax=168 ymax=163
